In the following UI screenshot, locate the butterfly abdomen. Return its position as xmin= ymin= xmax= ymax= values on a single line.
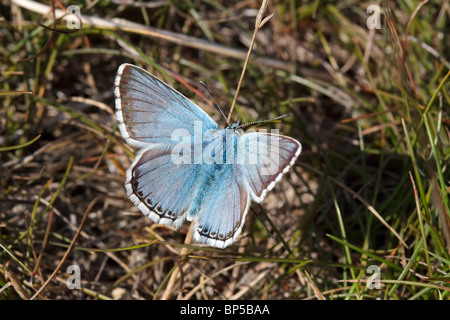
xmin=187 ymin=163 xmax=229 ymax=219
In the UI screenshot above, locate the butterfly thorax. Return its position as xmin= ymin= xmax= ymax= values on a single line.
xmin=201 ymin=127 xmax=242 ymax=166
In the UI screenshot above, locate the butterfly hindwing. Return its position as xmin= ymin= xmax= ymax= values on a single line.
xmin=192 ymin=165 xmax=251 ymax=249
xmin=126 ymin=145 xmax=194 ymax=229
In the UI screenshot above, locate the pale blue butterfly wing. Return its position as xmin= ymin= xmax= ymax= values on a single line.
xmin=125 ymin=145 xmax=201 ymax=229
xmin=192 ymin=164 xmax=251 ymax=248
xmin=115 ymin=63 xmax=302 ymax=249
xmin=115 ymin=63 xmax=218 ymax=148
xmin=237 ymin=132 xmax=302 ymax=203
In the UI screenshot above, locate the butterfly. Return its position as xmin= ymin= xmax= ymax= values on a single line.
xmin=114 ymin=63 xmax=301 ymax=249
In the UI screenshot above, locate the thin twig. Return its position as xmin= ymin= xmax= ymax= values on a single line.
xmin=227 ymin=0 xmax=272 ymax=123
xmin=11 ymin=0 xmax=290 ymax=71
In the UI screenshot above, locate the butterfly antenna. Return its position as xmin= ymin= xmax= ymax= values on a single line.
xmin=238 ymin=113 xmax=292 ymax=129
xmin=200 ymin=81 xmax=231 ymax=127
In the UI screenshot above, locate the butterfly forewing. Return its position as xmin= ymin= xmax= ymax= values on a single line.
xmin=115 ymin=63 xmax=219 ymax=148
xmin=237 ymin=133 xmax=302 ymax=203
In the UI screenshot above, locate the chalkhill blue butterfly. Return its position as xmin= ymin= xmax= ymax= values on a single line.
xmin=114 ymin=63 xmax=301 ymax=248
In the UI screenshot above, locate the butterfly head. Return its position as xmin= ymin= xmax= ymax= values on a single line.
xmin=227 ymin=121 xmax=242 ymax=130
xmin=225 ymin=122 xmax=245 ymax=138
